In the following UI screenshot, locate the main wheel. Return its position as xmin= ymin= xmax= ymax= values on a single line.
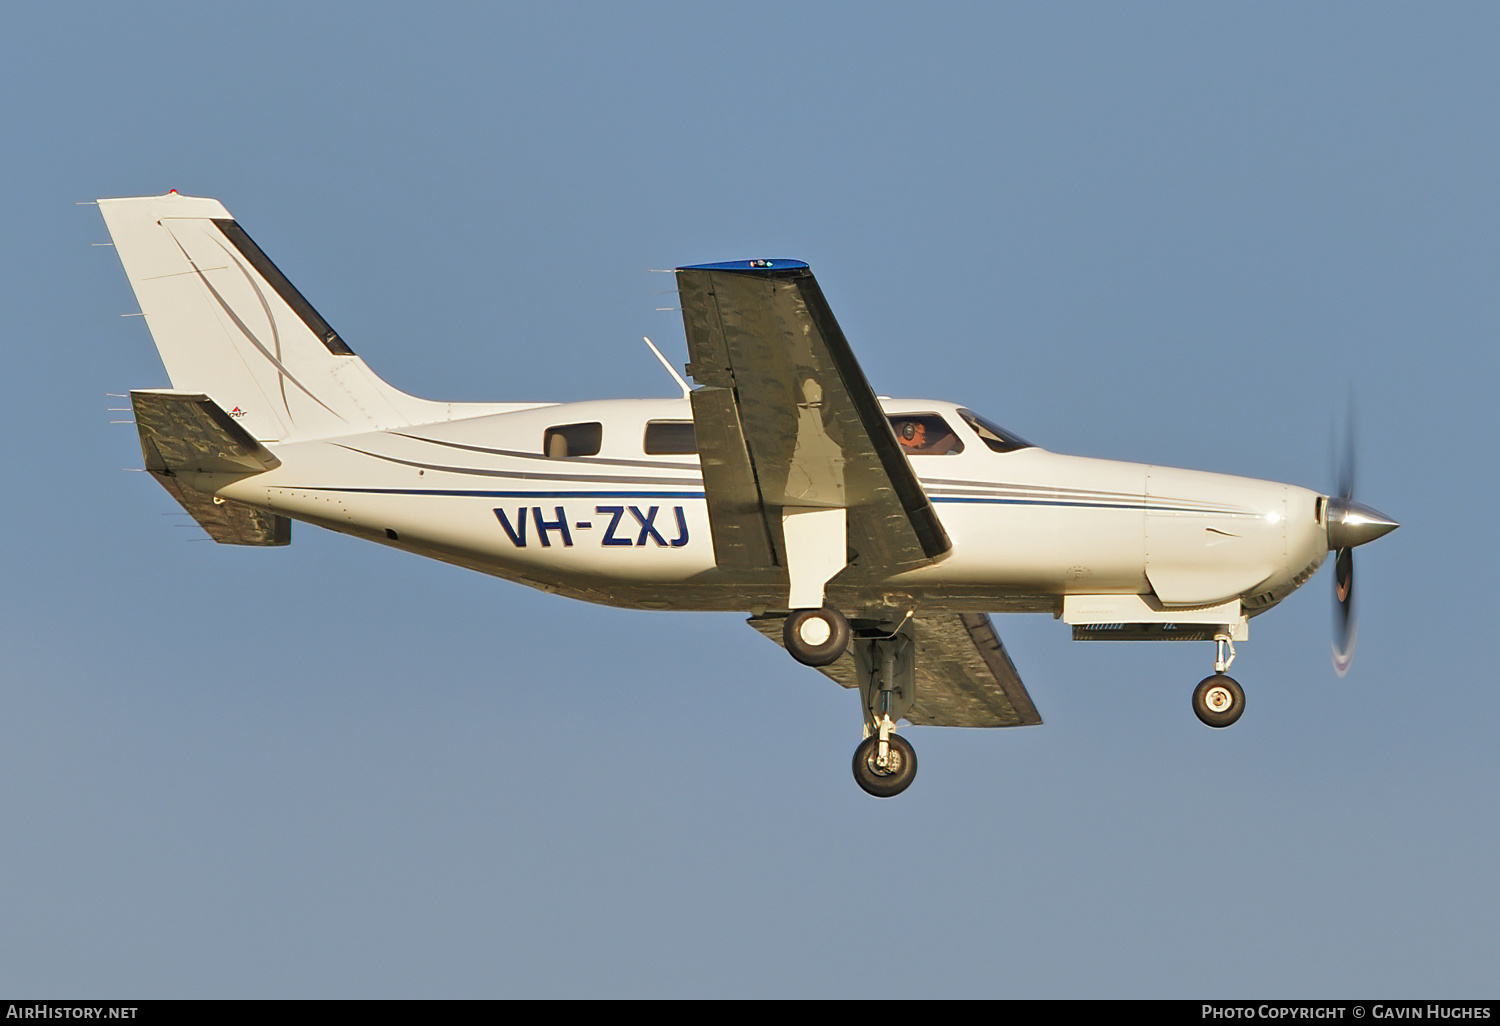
xmin=1192 ymin=673 xmax=1246 ymax=728
xmin=783 ymin=607 xmax=851 ymax=666
xmin=852 ymin=734 xmax=918 ymax=797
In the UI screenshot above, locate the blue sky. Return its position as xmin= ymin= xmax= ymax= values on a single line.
xmin=2 ymin=2 xmax=1495 ymax=997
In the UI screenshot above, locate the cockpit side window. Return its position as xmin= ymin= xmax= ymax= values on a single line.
xmin=956 ymin=409 xmax=1032 ymax=453
xmin=887 ymin=414 xmax=964 ymax=455
xmin=543 ymin=422 xmax=602 ymax=458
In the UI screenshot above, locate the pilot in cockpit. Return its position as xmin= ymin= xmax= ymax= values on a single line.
xmin=895 ymin=417 xmax=961 ymax=456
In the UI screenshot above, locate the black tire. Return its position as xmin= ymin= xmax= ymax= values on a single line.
xmin=1192 ymin=673 xmax=1246 ymax=728
xmin=852 ymin=734 xmax=918 ymax=798
xmin=783 ymin=607 xmax=851 ymax=666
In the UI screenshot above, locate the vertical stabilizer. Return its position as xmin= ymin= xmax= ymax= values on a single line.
xmin=99 ymin=193 xmax=459 ymax=442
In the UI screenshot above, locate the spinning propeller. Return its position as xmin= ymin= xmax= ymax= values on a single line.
xmin=1325 ymin=415 xmax=1399 ymax=676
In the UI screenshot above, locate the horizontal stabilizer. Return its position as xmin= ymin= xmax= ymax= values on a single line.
xmin=132 ymin=390 xmax=281 ymax=475
xmin=131 ymin=390 xmax=289 ymax=546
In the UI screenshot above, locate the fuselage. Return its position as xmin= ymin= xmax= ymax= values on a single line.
xmin=204 ymin=396 xmax=1330 ymax=618
xmin=96 ymin=192 xmax=1403 ymax=787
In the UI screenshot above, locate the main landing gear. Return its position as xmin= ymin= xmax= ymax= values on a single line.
xmin=1192 ymin=632 xmax=1246 ymax=728
xmin=852 ymin=734 xmax=917 ymax=798
xmin=783 ymin=607 xmax=920 ymax=797
xmin=783 ymin=607 xmax=852 ymax=666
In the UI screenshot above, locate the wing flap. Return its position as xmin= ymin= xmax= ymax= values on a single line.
xmin=749 ymin=612 xmax=1042 ymax=728
xmin=688 ymin=385 xmax=777 ymax=568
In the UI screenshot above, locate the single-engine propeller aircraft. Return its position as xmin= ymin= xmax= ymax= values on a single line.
xmin=97 ymin=192 xmax=1398 ymax=797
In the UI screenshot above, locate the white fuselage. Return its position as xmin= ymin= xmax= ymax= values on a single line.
xmin=208 ymin=396 xmax=1329 ymax=618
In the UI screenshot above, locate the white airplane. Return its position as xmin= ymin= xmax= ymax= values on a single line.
xmin=97 ymin=192 xmax=1397 ymax=797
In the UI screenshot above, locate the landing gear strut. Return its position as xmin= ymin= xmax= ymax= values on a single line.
xmin=1192 ymin=632 xmax=1245 ymax=728
xmin=772 ymin=608 xmax=918 ymax=796
xmin=850 ymin=616 xmax=918 ymax=797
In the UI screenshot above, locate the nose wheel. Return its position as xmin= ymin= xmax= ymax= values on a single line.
xmin=1192 ymin=673 xmax=1245 ymax=727
xmin=1191 ymin=631 xmax=1245 ymax=727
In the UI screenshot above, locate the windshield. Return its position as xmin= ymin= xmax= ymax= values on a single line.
xmin=957 ymin=409 xmax=1032 ymax=453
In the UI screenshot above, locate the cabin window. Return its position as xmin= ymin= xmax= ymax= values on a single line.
xmin=886 ymin=414 xmax=964 ymax=455
xmin=956 ymin=409 xmax=1032 ymax=454
xmin=543 ymin=422 xmax=602 ymax=458
xmin=644 ymin=420 xmax=697 ymax=455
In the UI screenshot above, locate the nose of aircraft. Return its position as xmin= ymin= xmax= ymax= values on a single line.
xmin=1326 ymin=498 xmax=1399 ymax=550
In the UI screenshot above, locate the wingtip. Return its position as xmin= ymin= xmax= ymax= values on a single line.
xmin=675 ymin=259 xmax=809 ymax=272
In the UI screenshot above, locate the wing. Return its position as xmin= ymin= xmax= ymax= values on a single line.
xmin=676 ymin=260 xmax=949 ymax=576
xmin=748 ymin=612 xmax=1043 ymax=727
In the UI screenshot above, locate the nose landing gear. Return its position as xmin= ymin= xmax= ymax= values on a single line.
xmin=1192 ymin=673 xmax=1245 ymax=727
xmin=1192 ymin=632 xmax=1245 ymax=728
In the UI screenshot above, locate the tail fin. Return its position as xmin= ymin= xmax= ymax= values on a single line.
xmin=100 ymin=193 xmax=453 ymax=442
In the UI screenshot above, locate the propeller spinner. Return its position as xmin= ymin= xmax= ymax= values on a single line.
xmin=1327 ymin=426 xmax=1398 ymax=676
